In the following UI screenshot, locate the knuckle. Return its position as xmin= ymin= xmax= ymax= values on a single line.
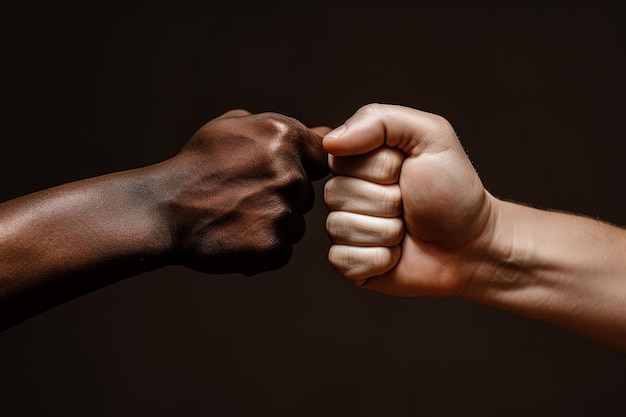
xmin=274 ymin=167 xmax=305 ymax=189
xmin=373 ymin=149 xmax=401 ymax=182
xmin=323 ymin=179 xmax=334 ymax=206
xmin=256 ymin=230 xmax=290 ymax=256
xmin=380 ymin=185 xmax=402 ymax=216
xmin=360 ymin=102 xmax=385 ymax=117
xmin=328 ymin=245 xmax=346 ymax=273
xmin=325 ymin=213 xmax=334 ymax=236
xmin=328 ymin=245 xmax=357 ymax=278
xmin=376 ymin=150 xmax=396 ymax=180
xmin=373 ymin=247 xmax=395 ymax=271
xmin=222 ymin=109 xmax=251 ymax=118
xmin=275 ymin=173 xmax=312 ymax=212
xmin=425 ymin=114 xmax=455 ymax=137
xmin=378 ymin=223 xmax=392 ymax=245
xmin=383 ymin=218 xmax=404 ymax=246
xmin=257 ymin=113 xmax=300 ymax=139
xmin=327 ymin=154 xmax=339 ymax=173
xmin=274 ymin=203 xmax=294 ymax=223
xmin=323 ymin=177 xmax=344 ymax=209
xmin=328 ymin=245 xmax=396 ymax=280
xmin=325 ymin=212 xmax=345 ymax=240
xmin=328 ymin=245 xmax=344 ymax=271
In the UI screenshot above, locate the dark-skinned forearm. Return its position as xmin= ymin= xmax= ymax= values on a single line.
xmin=0 ymin=161 xmax=178 ymax=330
xmin=0 ymin=110 xmax=329 ymax=330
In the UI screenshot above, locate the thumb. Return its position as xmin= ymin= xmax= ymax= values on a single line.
xmin=323 ymin=103 xmax=451 ymax=157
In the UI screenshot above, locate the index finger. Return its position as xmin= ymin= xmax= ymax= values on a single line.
xmin=298 ymin=125 xmax=330 ymax=181
xmin=329 ymin=147 xmax=405 ymax=185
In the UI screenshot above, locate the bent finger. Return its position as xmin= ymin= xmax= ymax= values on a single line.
xmin=328 ymin=147 xmax=405 ymax=185
xmin=328 ymin=245 xmax=401 ymax=281
xmin=326 ymin=211 xmax=404 ymax=247
xmin=298 ymin=128 xmax=330 ymax=181
xmin=324 ymin=176 xmax=402 ymax=217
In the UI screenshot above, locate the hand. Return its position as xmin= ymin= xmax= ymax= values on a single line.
xmin=324 ymin=104 xmax=494 ymax=296
xmin=163 ymin=110 xmax=329 ymax=275
xmin=0 ymin=109 xmax=329 ymax=329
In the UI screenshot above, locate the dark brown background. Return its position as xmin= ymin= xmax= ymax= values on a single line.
xmin=1 ymin=1 xmax=625 ymax=416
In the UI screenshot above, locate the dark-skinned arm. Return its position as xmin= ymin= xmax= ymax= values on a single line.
xmin=0 ymin=110 xmax=329 ymax=330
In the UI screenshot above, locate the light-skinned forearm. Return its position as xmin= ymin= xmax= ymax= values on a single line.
xmin=463 ymin=195 xmax=626 ymax=353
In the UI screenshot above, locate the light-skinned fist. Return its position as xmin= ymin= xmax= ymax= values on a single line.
xmin=324 ymin=104 xmax=495 ymax=297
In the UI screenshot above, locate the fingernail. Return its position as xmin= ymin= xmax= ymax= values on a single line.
xmin=325 ymin=124 xmax=347 ymax=138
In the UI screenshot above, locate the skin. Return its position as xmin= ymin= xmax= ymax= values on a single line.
xmin=0 ymin=109 xmax=330 ymax=330
xmin=324 ymin=103 xmax=626 ymax=353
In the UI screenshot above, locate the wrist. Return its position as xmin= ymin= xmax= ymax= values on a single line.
xmin=118 ymin=160 xmax=183 ymax=266
xmin=137 ymin=154 xmax=212 ymax=266
xmin=461 ymin=195 xmax=530 ymax=301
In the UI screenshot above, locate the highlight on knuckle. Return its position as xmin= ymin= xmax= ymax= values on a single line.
xmin=326 ymin=212 xmax=352 ymax=242
xmin=258 ymin=113 xmax=300 ymax=140
xmin=374 ymin=150 xmax=401 ymax=182
xmin=373 ymin=247 xmax=394 ymax=272
xmin=258 ymin=228 xmax=290 ymax=255
xmin=380 ymin=185 xmax=402 ymax=216
xmin=376 ymin=150 xmax=393 ymax=181
xmin=325 ymin=213 xmax=338 ymax=238
xmin=426 ymin=114 xmax=455 ymax=137
xmin=328 ymin=245 xmax=364 ymax=278
xmin=328 ymin=244 xmax=395 ymax=280
xmin=360 ymin=102 xmax=385 ymax=118
xmin=328 ymin=245 xmax=351 ymax=276
xmin=323 ymin=177 xmax=339 ymax=207
xmin=273 ymin=167 xmax=305 ymax=190
xmin=383 ymin=218 xmax=404 ymax=246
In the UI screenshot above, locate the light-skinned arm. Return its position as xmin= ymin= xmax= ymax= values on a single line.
xmin=323 ymin=103 xmax=626 ymax=353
